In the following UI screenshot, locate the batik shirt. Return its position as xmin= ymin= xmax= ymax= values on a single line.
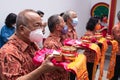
xmin=43 ymin=33 xmax=69 ymax=80
xmin=62 ymin=29 xmax=78 ymax=41
xmin=0 ymin=34 xmax=69 ymax=80
xmin=0 ymin=34 xmax=40 ymax=80
xmin=44 ymin=33 xmax=63 ymax=50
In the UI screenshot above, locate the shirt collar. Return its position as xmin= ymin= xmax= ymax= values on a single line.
xmin=68 ymin=28 xmax=75 ymax=32
xmin=49 ymin=33 xmax=62 ymax=42
xmin=9 ymin=34 xmax=37 ymax=52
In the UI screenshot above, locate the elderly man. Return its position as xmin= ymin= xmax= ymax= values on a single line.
xmin=62 ymin=10 xmax=78 ymax=40
xmin=61 ymin=10 xmax=78 ymax=80
xmin=111 ymin=11 xmax=120 ymax=80
xmin=43 ymin=14 xmax=69 ymax=80
xmin=0 ymin=9 xmax=61 ymax=80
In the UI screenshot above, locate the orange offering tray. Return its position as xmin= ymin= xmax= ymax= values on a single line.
xmin=61 ymin=46 xmax=77 ymax=62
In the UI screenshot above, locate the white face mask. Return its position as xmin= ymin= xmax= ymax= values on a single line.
xmin=12 ymin=24 xmax=16 ymax=28
xmin=29 ymin=29 xmax=43 ymax=44
xmin=72 ymin=18 xmax=78 ymax=27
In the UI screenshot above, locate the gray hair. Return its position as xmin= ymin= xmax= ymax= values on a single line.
xmin=62 ymin=11 xmax=70 ymax=22
xmin=62 ymin=10 xmax=75 ymax=22
xmin=48 ymin=14 xmax=60 ymax=33
xmin=117 ymin=11 xmax=120 ymax=21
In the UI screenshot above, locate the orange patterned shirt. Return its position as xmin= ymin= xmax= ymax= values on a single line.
xmin=44 ymin=33 xmax=63 ymax=50
xmin=0 ymin=34 xmax=40 ymax=80
xmin=62 ymin=29 xmax=78 ymax=41
xmin=43 ymin=33 xmax=69 ymax=80
xmin=0 ymin=34 xmax=69 ymax=80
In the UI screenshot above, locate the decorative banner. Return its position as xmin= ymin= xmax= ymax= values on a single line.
xmin=91 ymin=2 xmax=109 ymax=17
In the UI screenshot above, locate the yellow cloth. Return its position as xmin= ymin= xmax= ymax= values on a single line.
xmin=67 ymin=54 xmax=89 ymax=80
xmin=67 ymin=42 xmax=101 ymax=80
xmin=107 ymin=40 xmax=118 ymax=79
xmin=89 ymin=43 xmax=101 ymax=65
xmin=89 ymin=43 xmax=101 ymax=80
xmin=98 ymin=38 xmax=108 ymax=80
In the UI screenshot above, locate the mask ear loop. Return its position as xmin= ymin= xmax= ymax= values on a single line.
xmin=22 ymin=24 xmax=32 ymax=32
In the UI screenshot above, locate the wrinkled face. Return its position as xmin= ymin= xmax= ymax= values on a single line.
xmin=26 ymin=12 xmax=43 ymax=31
xmin=19 ymin=12 xmax=43 ymax=41
xmin=56 ymin=16 xmax=66 ymax=33
xmin=59 ymin=16 xmax=66 ymax=28
xmin=68 ymin=11 xmax=78 ymax=27
xmin=70 ymin=11 xmax=77 ymax=19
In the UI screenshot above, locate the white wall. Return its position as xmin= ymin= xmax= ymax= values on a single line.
xmin=0 ymin=0 xmax=91 ymax=38
xmin=115 ymin=0 xmax=120 ymax=24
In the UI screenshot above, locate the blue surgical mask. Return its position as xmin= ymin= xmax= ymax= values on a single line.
xmin=61 ymin=25 xmax=68 ymax=34
xmin=72 ymin=18 xmax=78 ymax=27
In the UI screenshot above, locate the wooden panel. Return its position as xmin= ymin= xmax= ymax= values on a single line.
xmin=108 ymin=0 xmax=117 ymax=34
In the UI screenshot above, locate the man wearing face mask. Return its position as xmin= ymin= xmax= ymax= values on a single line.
xmin=44 ymin=14 xmax=68 ymax=50
xmin=62 ymin=10 xmax=78 ymax=40
xmin=62 ymin=10 xmax=78 ymax=80
xmin=0 ymin=9 xmax=62 ymax=80
xmin=29 ymin=28 xmax=44 ymax=48
xmin=43 ymin=14 xmax=69 ymax=80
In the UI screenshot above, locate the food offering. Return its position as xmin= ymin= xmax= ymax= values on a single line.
xmin=81 ymin=36 xmax=94 ymax=44
xmin=52 ymin=50 xmax=63 ymax=62
xmin=81 ymin=36 xmax=91 ymax=41
xmin=81 ymin=39 xmax=91 ymax=44
xmin=63 ymin=38 xmax=82 ymax=47
xmin=94 ymin=32 xmax=103 ymax=40
xmin=61 ymin=46 xmax=77 ymax=62
xmin=106 ymin=34 xmax=113 ymax=40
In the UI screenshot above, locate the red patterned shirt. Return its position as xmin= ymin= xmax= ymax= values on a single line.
xmin=44 ymin=33 xmax=63 ymax=50
xmin=43 ymin=33 xmax=69 ymax=80
xmin=0 ymin=34 xmax=40 ymax=80
xmin=62 ymin=29 xmax=78 ymax=41
xmin=0 ymin=34 xmax=69 ymax=80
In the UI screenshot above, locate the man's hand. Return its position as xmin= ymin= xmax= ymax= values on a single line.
xmin=41 ymin=54 xmax=64 ymax=73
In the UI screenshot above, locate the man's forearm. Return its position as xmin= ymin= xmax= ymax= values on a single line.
xmin=16 ymin=65 xmax=45 ymax=80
